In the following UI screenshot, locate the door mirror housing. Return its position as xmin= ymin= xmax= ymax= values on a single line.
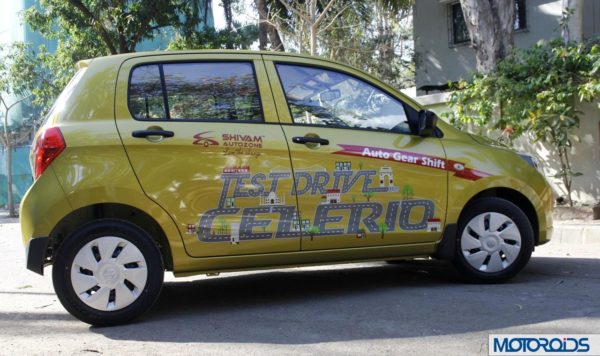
xmin=417 ymin=109 xmax=438 ymax=137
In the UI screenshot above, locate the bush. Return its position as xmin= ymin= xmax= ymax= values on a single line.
xmin=445 ymin=39 xmax=600 ymax=206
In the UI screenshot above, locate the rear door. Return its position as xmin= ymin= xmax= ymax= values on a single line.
xmin=115 ymin=54 xmax=300 ymax=257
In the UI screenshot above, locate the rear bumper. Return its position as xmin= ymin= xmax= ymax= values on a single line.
xmin=26 ymin=237 xmax=50 ymax=275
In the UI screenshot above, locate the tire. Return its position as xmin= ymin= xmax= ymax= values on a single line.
xmin=52 ymin=219 xmax=164 ymax=326
xmin=453 ymin=197 xmax=534 ymax=283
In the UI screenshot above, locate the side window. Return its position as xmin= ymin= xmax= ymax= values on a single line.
xmin=128 ymin=62 xmax=262 ymax=121
xmin=128 ymin=64 xmax=166 ymax=119
xmin=276 ymin=64 xmax=411 ymax=134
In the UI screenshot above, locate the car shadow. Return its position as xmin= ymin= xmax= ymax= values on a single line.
xmin=91 ymin=256 xmax=600 ymax=344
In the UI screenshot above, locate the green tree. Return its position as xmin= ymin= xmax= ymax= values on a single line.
xmin=378 ymin=222 xmax=388 ymax=239
xmin=363 ymin=191 xmax=374 ymax=202
xmin=0 ymin=44 xmax=42 ymax=216
xmin=307 ymin=225 xmax=320 ymax=240
xmin=20 ymin=0 xmax=214 ymax=117
xmin=24 ymin=0 xmax=206 ymax=55
xmin=167 ymin=24 xmax=258 ymax=50
xmin=402 ymin=184 xmax=413 ymax=200
xmin=266 ymin=0 xmax=414 ymax=88
xmin=321 ymin=0 xmax=414 ymax=88
xmin=446 ymin=39 xmax=600 ymax=206
xmin=255 ymin=0 xmax=285 ymax=50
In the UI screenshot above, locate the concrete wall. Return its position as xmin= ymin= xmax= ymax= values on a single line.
xmin=415 ymin=92 xmax=600 ymax=205
xmin=512 ymin=100 xmax=600 ymax=205
xmin=414 ymin=0 xmax=598 ymax=96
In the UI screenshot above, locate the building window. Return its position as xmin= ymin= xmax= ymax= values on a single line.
xmin=450 ymin=0 xmax=526 ymax=45
xmin=514 ymin=0 xmax=527 ymax=31
xmin=451 ymin=3 xmax=470 ymax=44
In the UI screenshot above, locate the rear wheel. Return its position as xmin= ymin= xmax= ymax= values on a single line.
xmin=453 ymin=197 xmax=534 ymax=283
xmin=53 ymin=219 xmax=164 ymax=326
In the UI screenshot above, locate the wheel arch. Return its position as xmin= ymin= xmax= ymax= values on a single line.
xmin=436 ymin=186 xmax=540 ymax=261
xmin=463 ymin=187 xmax=539 ymax=245
xmin=47 ymin=203 xmax=174 ymax=271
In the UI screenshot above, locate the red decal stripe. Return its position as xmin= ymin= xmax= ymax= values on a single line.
xmin=333 ymin=144 xmax=490 ymax=181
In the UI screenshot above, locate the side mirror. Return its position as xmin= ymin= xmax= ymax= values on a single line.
xmin=417 ymin=109 xmax=438 ymax=137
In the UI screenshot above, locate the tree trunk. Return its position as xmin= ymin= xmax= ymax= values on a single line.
xmin=309 ymin=0 xmax=317 ymax=56
xmin=223 ymin=0 xmax=234 ymax=32
xmin=256 ymin=0 xmax=284 ymax=51
xmin=268 ymin=25 xmax=285 ymax=51
xmin=7 ymin=143 xmax=15 ymax=217
xmin=256 ymin=0 xmax=269 ymax=50
xmin=460 ymin=0 xmax=515 ymax=72
xmin=310 ymin=26 xmax=317 ymax=56
xmin=562 ymin=0 xmax=584 ymax=43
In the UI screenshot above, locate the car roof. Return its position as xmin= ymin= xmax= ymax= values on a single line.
xmin=78 ymin=50 xmax=334 ymax=67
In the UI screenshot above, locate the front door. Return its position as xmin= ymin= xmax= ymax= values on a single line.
xmin=265 ymin=58 xmax=448 ymax=251
xmin=115 ymin=54 xmax=299 ymax=257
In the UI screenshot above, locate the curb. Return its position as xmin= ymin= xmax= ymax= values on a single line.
xmin=552 ymin=222 xmax=600 ymax=244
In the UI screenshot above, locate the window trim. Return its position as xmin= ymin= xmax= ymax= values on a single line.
xmin=127 ymin=60 xmax=265 ymax=123
xmin=273 ymin=62 xmax=421 ymax=136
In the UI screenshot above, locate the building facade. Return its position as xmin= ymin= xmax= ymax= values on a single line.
xmin=414 ymin=0 xmax=600 ymax=95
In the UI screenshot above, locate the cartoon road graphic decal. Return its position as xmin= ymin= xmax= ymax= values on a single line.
xmin=196 ymin=164 xmax=440 ymax=243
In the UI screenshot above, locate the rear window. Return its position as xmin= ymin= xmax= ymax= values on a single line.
xmin=128 ymin=62 xmax=262 ymax=122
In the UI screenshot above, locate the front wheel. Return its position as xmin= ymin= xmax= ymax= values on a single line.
xmin=52 ymin=219 xmax=164 ymax=326
xmin=453 ymin=197 xmax=534 ymax=283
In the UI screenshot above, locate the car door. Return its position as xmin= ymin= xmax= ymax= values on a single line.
xmin=263 ymin=56 xmax=448 ymax=251
xmin=115 ymin=54 xmax=300 ymax=257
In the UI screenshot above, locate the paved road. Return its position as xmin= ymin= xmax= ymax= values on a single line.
xmin=1 ymin=218 xmax=599 ymax=355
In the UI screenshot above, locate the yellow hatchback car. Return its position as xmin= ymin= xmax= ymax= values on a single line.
xmin=20 ymin=51 xmax=553 ymax=325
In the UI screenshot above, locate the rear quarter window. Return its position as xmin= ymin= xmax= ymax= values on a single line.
xmin=128 ymin=61 xmax=262 ymax=122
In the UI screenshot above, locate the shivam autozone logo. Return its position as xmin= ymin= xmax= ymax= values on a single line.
xmin=193 ymin=132 xmax=265 ymax=148
xmin=489 ymin=334 xmax=600 ymax=355
xmin=193 ymin=131 xmax=219 ymax=147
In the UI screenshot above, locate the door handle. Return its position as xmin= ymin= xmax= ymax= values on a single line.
xmin=292 ymin=136 xmax=329 ymax=145
xmin=132 ymin=129 xmax=175 ymax=138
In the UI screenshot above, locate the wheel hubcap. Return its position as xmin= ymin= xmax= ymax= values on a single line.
xmin=461 ymin=212 xmax=522 ymax=273
xmin=70 ymin=236 xmax=148 ymax=311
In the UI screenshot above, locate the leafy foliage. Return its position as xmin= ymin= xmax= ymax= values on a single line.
xmin=326 ymin=0 xmax=414 ymax=89
xmin=0 ymin=43 xmax=44 ymax=139
xmin=18 ymin=0 xmax=216 ymax=119
xmin=268 ymin=0 xmax=414 ymax=88
xmin=24 ymin=0 xmax=206 ymax=55
xmin=445 ymin=39 xmax=600 ymax=206
xmin=167 ymin=23 xmax=258 ymax=50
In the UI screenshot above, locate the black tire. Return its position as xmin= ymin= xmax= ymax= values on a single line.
xmin=52 ymin=219 xmax=164 ymax=326
xmin=453 ymin=197 xmax=534 ymax=283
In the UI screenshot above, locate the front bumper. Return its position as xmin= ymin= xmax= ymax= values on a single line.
xmin=26 ymin=237 xmax=50 ymax=275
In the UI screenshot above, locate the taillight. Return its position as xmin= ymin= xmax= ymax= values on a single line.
xmin=33 ymin=127 xmax=66 ymax=180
